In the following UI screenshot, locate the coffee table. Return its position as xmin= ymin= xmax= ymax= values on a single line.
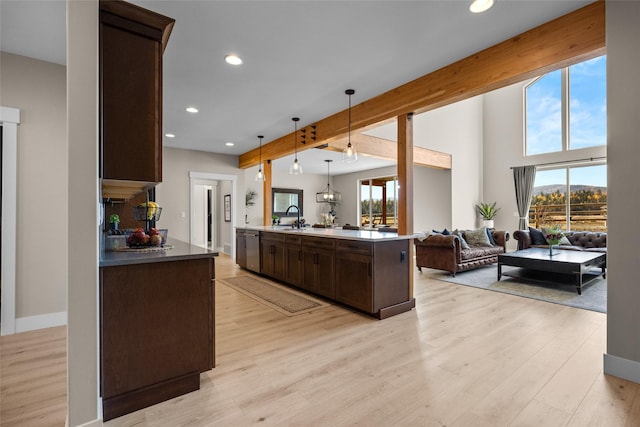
xmin=497 ymin=248 xmax=606 ymax=295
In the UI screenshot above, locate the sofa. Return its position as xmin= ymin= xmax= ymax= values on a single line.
xmin=513 ymin=228 xmax=607 ymax=253
xmin=414 ymin=229 xmax=510 ymax=276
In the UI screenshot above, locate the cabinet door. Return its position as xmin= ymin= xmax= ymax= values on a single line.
xmin=272 ymin=241 xmax=286 ymax=281
xmin=286 ymin=244 xmax=303 ymax=286
xmin=335 ymin=252 xmax=373 ymax=312
xmin=260 ymin=234 xmax=285 ymax=281
xmin=301 ymin=248 xmax=335 ymax=299
xmin=100 ymin=19 xmax=163 ymax=183
xmin=236 ymin=231 xmax=247 ymax=268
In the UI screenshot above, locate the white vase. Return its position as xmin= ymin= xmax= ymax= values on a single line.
xmin=483 ymin=219 xmax=494 ymax=229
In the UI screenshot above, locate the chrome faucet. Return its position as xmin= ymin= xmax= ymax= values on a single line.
xmin=285 ymin=205 xmax=301 ymax=229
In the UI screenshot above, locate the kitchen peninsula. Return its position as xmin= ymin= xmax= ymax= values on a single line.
xmin=99 ymin=239 xmax=217 ymax=421
xmin=236 ymin=226 xmax=417 ymax=319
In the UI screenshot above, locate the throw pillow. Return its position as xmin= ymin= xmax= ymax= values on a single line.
xmin=485 ymin=227 xmax=496 ymax=246
xmin=452 ymin=229 xmax=470 ymax=250
xmin=463 ymin=228 xmax=493 ymax=248
xmin=432 ymin=228 xmax=451 ymax=235
xmin=528 ymin=227 xmax=547 ymax=245
xmin=541 ymin=227 xmax=572 ymax=246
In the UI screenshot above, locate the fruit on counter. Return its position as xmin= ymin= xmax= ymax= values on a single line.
xmin=150 ymin=234 xmax=163 ymax=246
xmin=127 ymin=228 xmax=149 ymax=246
xmin=137 ymin=201 xmax=159 ymax=220
xmin=148 ymin=227 xmax=159 ymax=236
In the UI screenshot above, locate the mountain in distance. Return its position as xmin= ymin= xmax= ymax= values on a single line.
xmin=532 ymin=184 xmax=607 ymax=195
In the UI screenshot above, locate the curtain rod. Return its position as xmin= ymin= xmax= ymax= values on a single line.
xmin=510 ymin=156 xmax=606 ymax=169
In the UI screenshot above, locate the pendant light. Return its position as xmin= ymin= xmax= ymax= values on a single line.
xmin=343 ymin=89 xmax=358 ymax=163
xmin=255 ymin=135 xmax=265 ymax=182
xmin=289 ymin=117 xmax=303 ymax=175
xmin=316 ymin=160 xmax=342 ymax=203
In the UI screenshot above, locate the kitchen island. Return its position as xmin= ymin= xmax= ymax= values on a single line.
xmin=99 ymin=239 xmax=217 ymax=421
xmin=236 ymin=226 xmax=419 ymax=319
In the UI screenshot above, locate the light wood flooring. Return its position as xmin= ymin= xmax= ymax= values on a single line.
xmin=2 ymin=254 xmax=640 ymax=426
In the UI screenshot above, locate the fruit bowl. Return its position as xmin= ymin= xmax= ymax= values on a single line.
xmin=125 ymin=228 xmax=168 ymax=247
xmin=132 ymin=206 xmax=162 ymax=221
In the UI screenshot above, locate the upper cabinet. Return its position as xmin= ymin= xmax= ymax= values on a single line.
xmin=99 ymin=0 xmax=174 ymax=200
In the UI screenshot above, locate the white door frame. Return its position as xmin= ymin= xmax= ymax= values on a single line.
xmin=189 ymin=171 xmax=237 ymax=259
xmin=1 ymin=106 xmax=21 ymax=335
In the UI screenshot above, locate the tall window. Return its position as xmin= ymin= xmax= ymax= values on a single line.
xmin=529 ymin=164 xmax=607 ymax=232
xmin=359 ymin=176 xmax=398 ymax=228
xmin=525 ymin=55 xmax=606 ymax=155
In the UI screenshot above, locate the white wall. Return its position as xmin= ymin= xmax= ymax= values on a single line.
xmin=0 ymin=52 xmax=68 ymax=322
xmin=157 ymin=146 xmax=242 ymax=243
xmin=332 ymin=165 xmax=451 ymax=232
xmin=604 ymin=0 xmax=640 ymax=383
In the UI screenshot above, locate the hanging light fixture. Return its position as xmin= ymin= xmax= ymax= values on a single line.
xmin=316 ymin=160 xmax=342 ymax=203
xmin=289 ymin=117 xmax=303 ymax=175
xmin=343 ymin=89 xmax=357 ymax=163
xmin=255 ymin=135 xmax=265 ymax=182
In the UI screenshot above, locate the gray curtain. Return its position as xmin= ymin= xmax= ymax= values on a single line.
xmin=513 ymin=165 xmax=536 ymax=230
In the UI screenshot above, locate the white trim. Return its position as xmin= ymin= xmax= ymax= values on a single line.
xmin=15 ymin=311 xmax=67 ymax=333
xmin=1 ymin=106 xmax=20 ymax=336
xmin=604 ymin=353 xmax=640 ymax=384
xmin=189 ymin=171 xmax=237 ymax=260
xmin=68 ymin=418 xmax=103 ymax=427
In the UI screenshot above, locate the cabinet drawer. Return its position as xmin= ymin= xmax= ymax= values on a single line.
xmin=261 ymin=232 xmax=285 ymax=242
xmin=302 ymin=236 xmax=335 ymax=250
xmin=336 ymin=239 xmax=372 ymax=255
xmin=285 ymin=234 xmax=302 ymax=245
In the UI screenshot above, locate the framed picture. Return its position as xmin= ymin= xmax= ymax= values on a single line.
xmin=224 ymin=194 xmax=231 ymax=222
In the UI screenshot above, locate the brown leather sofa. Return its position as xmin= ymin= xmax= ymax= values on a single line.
xmin=513 ymin=229 xmax=607 ymax=253
xmin=414 ymin=230 xmax=510 ymax=276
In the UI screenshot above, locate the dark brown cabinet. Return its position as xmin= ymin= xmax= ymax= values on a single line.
xmin=99 ymin=0 xmax=174 ymax=199
xmin=335 ymin=240 xmax=373 ymax=312
xmin=285 ymin=234 xmax=303 ymax=286
xmin=236 ymin=229 xmax=247 ymax=269
xmin=302 ymin=236 xmax=336 ymax=299
xmin=100 ymin=256 xmax=214 ymax=421
xmin=260 ymin=232 xmax=286 ymax=281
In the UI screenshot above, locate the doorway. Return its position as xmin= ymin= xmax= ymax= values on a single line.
xmin=192 ymin=181 xmax=216 ymax=249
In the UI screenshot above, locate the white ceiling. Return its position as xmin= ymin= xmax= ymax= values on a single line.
xmin=1 ymin=0 xmax=593 ymax=175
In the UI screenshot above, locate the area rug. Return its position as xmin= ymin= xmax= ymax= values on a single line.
xmin=431 ymin=265 xmax=606 ymax=313
xmin=218 ymin=275 xmax=330 ymax=316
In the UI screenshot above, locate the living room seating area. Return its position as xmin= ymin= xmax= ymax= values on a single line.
xmin=514 ymin=227 xmax=607 ymax=253
xmin=414 ymin=228 xmax=510 ymax=276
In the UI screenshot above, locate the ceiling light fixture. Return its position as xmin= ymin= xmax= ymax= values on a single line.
xmin=225 ymin=54 xmax=243 ymax=65
xmin=255 ymin=135 xmax=265 ymax=182
xmin=289 ymin=117 xmax=303 ymax=175
xmin=469 ymin=0 xmax=494 ymax=13
xmin=316 ymin=159 xmax=341 ymax=203
xmin=186 ymin=106 xmax=199 ymax=113
xmin=343 ymin=89 xmax=357 ymax=163
xmin=165 ymin=133 xmax=175 ymax=138
xmin=225 ymin=142 xmax=234 ymax=147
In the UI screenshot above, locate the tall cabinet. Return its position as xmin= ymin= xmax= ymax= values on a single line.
xmin=99 ymin=0 xmax=174 ymax=200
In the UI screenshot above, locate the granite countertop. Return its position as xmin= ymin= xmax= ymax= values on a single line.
xmin=100 ymin=237 xmax=218 ymax=267
xmin=238 ymin=225 xmax=425 ymax=242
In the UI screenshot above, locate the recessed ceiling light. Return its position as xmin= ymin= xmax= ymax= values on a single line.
xmin=225 ymin=54 xmax=243 ymax=65
xmin=470 ymin=0 xmax=494 ymax=13
xmin=225 ymin=142 xmax=234 ymax=147
xmin=165 ymin=133 xmax=175 ymax=138
xmin=186 ymin=106 xmax=199 ymax=113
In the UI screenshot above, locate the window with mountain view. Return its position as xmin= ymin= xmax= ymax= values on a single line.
xmin=529 ymin=164 xmax=607 ymax=232
xmin=525 ymin=55 xmax=606 ymax=155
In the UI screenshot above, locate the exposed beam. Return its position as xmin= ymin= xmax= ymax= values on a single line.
xmin=238 ymin=1 xmax=605 ymax=169
xmin=263 ymin=160 xmax=272 ymax=226
xmin=326 ymin=134 xmax=452 ymax=170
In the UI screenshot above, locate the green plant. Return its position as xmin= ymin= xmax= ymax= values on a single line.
xmin=109 ymin=214 xmax=120 ymax=224
xmin=475 ymin=202 xmax=500 ymax=220
xmin=245 ymin=189 xmax=258 ymax=207
xmin=272 ymin=215 xmax=279 ymax=221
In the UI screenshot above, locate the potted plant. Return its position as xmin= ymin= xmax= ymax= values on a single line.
xmin=245 ymin=189 xmax=258 ymax=224
xmin=109 ymin=213 xmax=120 ymax=231
xmin=272 ymin=215 xmax=280 ymax=225
xmin=475 ymin=202 xmax=500 ymax=228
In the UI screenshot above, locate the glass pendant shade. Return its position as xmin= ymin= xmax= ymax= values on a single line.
xmin=255 ymin=135 xmax=266 ymax=181
xmin=343 ymin=89 xmax=358 ymax=164
xmin=290 ymin=117 xmax=302 ymax=175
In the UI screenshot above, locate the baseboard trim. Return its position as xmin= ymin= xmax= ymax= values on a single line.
xmin=68 ymin=418 xmax=103 ymax=427
xmin=604 ymin=353 xmax=640 ymax=384
xmin=15 ymin=311 xmax=67 ymax=333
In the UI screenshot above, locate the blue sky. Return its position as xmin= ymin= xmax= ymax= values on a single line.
xmin=526 ymin=55 xmax=606 ymax=155
xmin=534 ymin=164 xmax=607 ymax=189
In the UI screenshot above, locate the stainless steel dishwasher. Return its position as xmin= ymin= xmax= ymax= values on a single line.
xmin=245 ymin=231 xmax=261 ymax=273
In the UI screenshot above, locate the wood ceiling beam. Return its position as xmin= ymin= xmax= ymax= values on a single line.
xmin=325 ymin=134 xmax=452 ymax=170
xmin=238 ymin=1 xmax=604 ymax=169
